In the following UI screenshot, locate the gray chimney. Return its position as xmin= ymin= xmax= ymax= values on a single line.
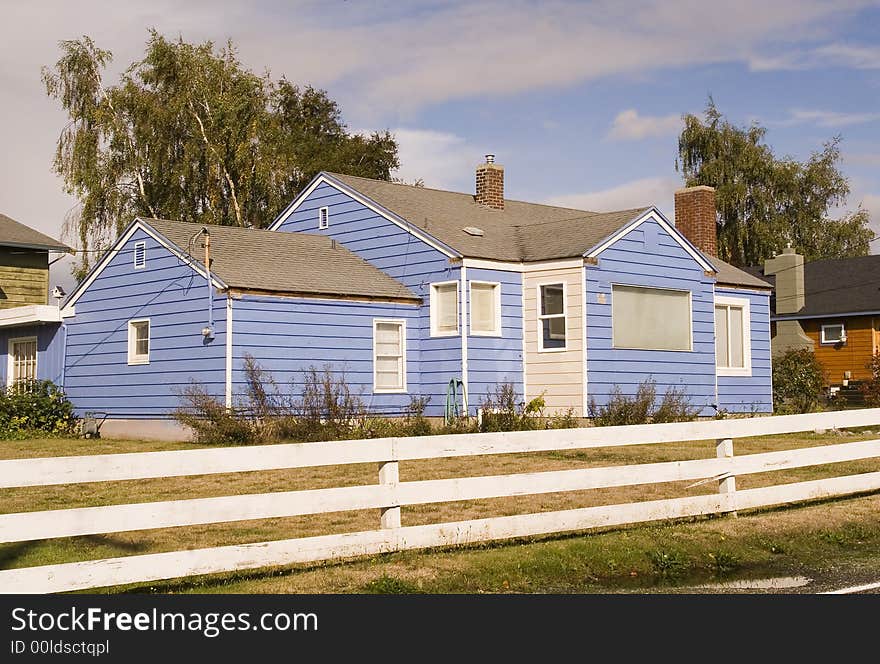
xmin=763 ymin=246 xmax=813 ymax=356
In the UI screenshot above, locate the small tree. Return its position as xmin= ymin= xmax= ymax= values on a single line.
xmin=772 ymin=348 xmax=827 ymax=413
xmin=860 ymin=353 xmax=880 ymax=407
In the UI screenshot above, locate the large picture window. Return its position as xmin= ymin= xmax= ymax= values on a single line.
xmin=374 ymin=319 xmax=407 ymax=392
xmin=538 ymin=283 xmax=566 ymax=351
xmin=470 ymin=281 xmax=501 ymax=336
xmin=715 ymin=296 xmax=751 ymax=376
xmin=7 ymin=337 xmax=37 ymax=386
xmin=612 ymin=285 xmax=692 ymax=351
xmin=430 ymin=282 xmax=459 ymax=336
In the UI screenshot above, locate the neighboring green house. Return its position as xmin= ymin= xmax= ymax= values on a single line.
xmin=0 ymin=212 xmax=71 ymax=310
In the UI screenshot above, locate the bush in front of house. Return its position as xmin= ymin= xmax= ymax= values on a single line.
xmin=860 ymin=352 xmax=880 ymax=408
xmin=588 ymin=378 xmax=700 ymax=426
xmin=478 ymin=382 xmax=579 ymax=433
xmin=772 ymin=348 xmax=827 ymax=413
xmin=0 ymin=380 xmax=78 ymax=439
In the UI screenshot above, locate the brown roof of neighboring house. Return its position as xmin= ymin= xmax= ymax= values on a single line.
xmin=142 ymin=218 xmax=420 ymax=302
xmin=748 ymin=254 xmax=880 ymax=317
xmin=0 ymin=213 xmax=71 ymax=252
xmin=328 ymin=173 xmax=769 ymax=288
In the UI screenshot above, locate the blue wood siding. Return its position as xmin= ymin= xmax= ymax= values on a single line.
xmin=466 ymin=267 xmax=524 ymax=408
xmin=232 ymin=294 xmax=420 ymax=414
xmin=585 ymin=219 xmax=717 ymax=416
xmin=275 ymin=181 xmax=463 ymax=416
xmin=63 ymin=228 xmax=227 ymax=418
xmin=0 ymin=323 xmax=65 ymax=386
xmin=715 ymin=287 xmax=773 ymax=413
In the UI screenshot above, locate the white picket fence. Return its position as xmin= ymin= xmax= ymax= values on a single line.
xmin=2 ymin=408 xmax=880 ymax=593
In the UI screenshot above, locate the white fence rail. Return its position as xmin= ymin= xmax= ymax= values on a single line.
xmin=2 ymin=408 xmax=880 ymax=593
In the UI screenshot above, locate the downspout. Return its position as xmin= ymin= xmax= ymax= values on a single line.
xmin=202 ymin=227 xmax=215 ymax=341
xmin=225 ymin=293 xmax=233 ymax=409
xmin=460 ymin=264 xmax=469 ymax=415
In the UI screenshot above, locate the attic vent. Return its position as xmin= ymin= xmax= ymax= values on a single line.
xmin=463 ymin=226 xmax=484 ymax=237
xmin=133 ymin=241 xmax=146 ymax=269
xmin=318 ymin=206 xmax=329 ymax=229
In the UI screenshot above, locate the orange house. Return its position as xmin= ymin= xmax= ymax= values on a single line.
xmin=754 ymin=251 xmax=880 ymax=386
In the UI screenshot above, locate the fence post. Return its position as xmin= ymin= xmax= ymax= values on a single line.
xmin=379 ymin=439 xmax=401 ymax=530
xmin=716 ymin=437 xmax=737 ymax=517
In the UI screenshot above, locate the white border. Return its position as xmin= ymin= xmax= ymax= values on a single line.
xmin=469 ymin=280 xmax=502 ymax=337
xmin=610 ymin=283 xmax=694 ymax=352
xmin=429 ymin=281 xmax=460 ymax=337
xmin=127 ymin=318 xmax=151 ymax=366
xmin=373 ymin=318 xmax=407 ymax=394
xmin=820 ymin=322 xmax=846 ymax=345
xmin=269 ymin=173 xmax=460 ymax=259
xmin=585 ymin=208 xmax=715 ymax=273
xmin=536 ymin=281 xmax=568 ymax=353
xmin=715 ymin=294 xmax=752 ymax=377
xmin=7 ymin=336 xmax=38 ymax=387
xmin=462 ymin=257 xmax=584 ymax=273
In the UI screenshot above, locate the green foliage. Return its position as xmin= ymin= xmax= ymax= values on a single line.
xmin=859 ymin=353 xmax=880 ymax=408
xmin=478 ymin=382 xmax=579 ymax=432
xmin=0 ymin=380 xmax=78 ymax=440
xmin=174 ymin=383 xmax=256 ymax=445
xmin=361 ymin=575 xmax=422 ymax=594
xmin=647 ymin=549 xmax=691 ymax=579
xmin=707 ymin=551 xmax=741 ymax=576
xmin=43 ymin=32 xmax=399 ymax=277
xmin=677 ymin=98 xmax=872 ymax=266
xmin=772 ymin=348 xmax=827 ymax=413
xmin=588 ymin=378 xmax=699 ymax=426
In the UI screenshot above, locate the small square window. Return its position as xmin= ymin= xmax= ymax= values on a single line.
xmin=430 ymin=282 xmax=459 ymax=336
xmin=134 ymin=241 xmax=146 ymax=269
xmin=318 ymin=207 xmax=329 ymax=229
xmin=470 ymin=282 xmax=501 ymax=336
xmin=820 ymin=323 xmax=845 ymax=345
xmin=128 ymin=319 xmax=150 ymax=365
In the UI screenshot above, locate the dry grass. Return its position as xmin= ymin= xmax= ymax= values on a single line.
xmin=1 ymin=428 xmax=879 ymax=592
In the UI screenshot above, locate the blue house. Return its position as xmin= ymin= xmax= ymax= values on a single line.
xmin=0 ymin=156 xmax=772 ymax=433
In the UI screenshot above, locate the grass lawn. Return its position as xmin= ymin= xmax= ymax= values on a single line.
xmin=1 ymin=428 xmax=879 ymax=593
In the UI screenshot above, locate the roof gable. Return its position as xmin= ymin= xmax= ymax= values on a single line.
xmin=0 ymin=213 xmax=71 ymax=252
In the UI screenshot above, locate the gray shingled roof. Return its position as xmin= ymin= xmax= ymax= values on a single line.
xmin=0 ymin=213 xmax=71 ymax=251
xmin=330 ymin=172 xmax=647 ymax=262
xmin=328 ymin=173 xmax=767 ymax=288
xmin=749 ymin=254 xmax=880 ymax=317
xmin=142 ymin=218 xmax=419 ymax=302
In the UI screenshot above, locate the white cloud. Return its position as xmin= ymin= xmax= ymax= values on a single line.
xmin=389 ymin=128 xmax=477 ymax=191
xmin=608 ymin=109 xmax=681 ymax=141
xmin=753 ymin=42 xmax=880 ymax=71
xmin=548 ymin=176 xmax=679 ymax=216
xmin=782 ymin=108 xmax=880 ymax=127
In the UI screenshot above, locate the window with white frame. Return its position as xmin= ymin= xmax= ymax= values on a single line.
xmin=374 ymin=320 xmax=406 ymax=392
xmin=430 ymin=281 xmax=459 ymax=336
xmin=128 ymin=319 xmax=150 ymax=365
xmin=538 ymin=283 xmax=566 ymax=351
xmin=470 ymin=281 xmax=501 ymax=336
xmin=318 ymin=206 xmax=329 ymax=229
xmin=7 ymin=337 xmax=37 ymax=386
xmin=820 ymin=323 xmax=846 ymax=345
xmin=715 ymin=296 xmax=751 ymax=375
xmin=133 ymin=241 xmax=146 ymax=269
xmin=612 ymin=285 xmax=692 ymax=351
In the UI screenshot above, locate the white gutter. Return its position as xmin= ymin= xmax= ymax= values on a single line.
xmin=0 ymin=305 xmax=62 ymax=328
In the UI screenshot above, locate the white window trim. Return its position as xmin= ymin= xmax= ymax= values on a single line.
xmin=820 ymin=322 xmax=846 ymax=345
xmin=469 ymin=280 xmax=502 ymax=337
xmin=715 ymin=294 xmax=752 ymax=377
xmin=537 ymin=281 xmax=568 ymax=353
xmin=611 ymin=283 xmax=694 ymax=352
xmin=430 ymin=281 xmax=460 ymax=337
xmin=7 ymin=336 xmax=38 ymax=387
xmin=318 ymin=206 xmax=329 ymax=229
xmin=133 ymin=241 xmax=146 ymax=269
xmin=127 ymin=318 xmax=151 ymax=366
xmin=373 ymin=318 xmax=407 ymax=394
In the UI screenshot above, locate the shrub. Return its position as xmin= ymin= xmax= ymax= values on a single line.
xmin=772 ymin=348 xmax=826 ymax=413
xmin=290 ymin=366 xmax=366 ymax=442
xmin=860 ymin=353 xmax=880 ymax=408
xmin=588 ymin=378 xmax=699 ymax=426
xmin=174 ymin=383 xmax=256 ymax=445
xmin=477 ymin=382 xmax=578 ymax=432
xmin=0 ymin=380 xmax=77 ymax=439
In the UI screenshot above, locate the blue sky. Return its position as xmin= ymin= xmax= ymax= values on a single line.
xmin=0 ymin=0 xmax=878 ymax=288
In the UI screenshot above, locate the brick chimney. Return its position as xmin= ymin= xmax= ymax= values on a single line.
xmin=674 ymin=185 xmax=717 ymax=257
xmin=764 ymin=245 xmax=813 ymax=356
xmin=475 ymin=154 xmax=504 ymax=210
